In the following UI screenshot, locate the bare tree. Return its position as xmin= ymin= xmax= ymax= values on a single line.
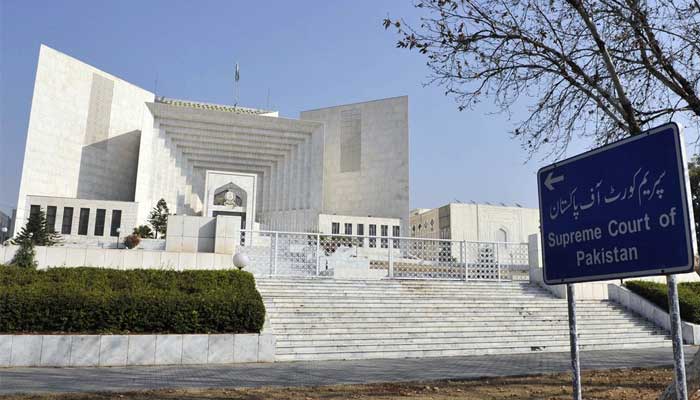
xmin=386 ymin=1 xmax=700 ymax=398
xmin=384 ymin=0 xmax=700 ymax=158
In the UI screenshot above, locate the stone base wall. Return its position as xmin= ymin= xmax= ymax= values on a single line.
xmin=0 ymin=245 xmax=235 ymax=270
xmin=0 ymin=333 xmax=275 ymax=367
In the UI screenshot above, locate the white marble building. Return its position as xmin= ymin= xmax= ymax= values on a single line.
xmin=0 ymin=211 xmax=11 ymax=243
xmin=410 ymin=203 xmax=540 ymax=243
xmin=14 ymin=45 xmax=409 ymax=241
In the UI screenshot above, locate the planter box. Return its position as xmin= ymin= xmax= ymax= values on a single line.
xmin=0 ymin=333 xmax=275 ymax=367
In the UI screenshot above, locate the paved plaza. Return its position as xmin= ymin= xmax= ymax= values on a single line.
xmin=0 ymin=346 xmax=695 ymax=395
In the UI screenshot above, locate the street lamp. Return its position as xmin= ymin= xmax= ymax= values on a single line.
xmin=116 ymin=228 xmax=121 ymax=249
xmin=1 ymin=227 xmax=7 ymax=244
xmin=232 ymin=252 xmax=249 ymax=270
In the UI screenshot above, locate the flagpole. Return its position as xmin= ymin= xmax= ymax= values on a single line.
xmin=234 ymin=63 xmax=240 ymax=105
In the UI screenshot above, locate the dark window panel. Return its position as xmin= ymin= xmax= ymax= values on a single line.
xmin=78 ymin=208 xmax=90 ymax=235
xmin=94 ymin=209 xmax=106 ymax=236
xmin=61 ymin=207 xmax=73 ymax=235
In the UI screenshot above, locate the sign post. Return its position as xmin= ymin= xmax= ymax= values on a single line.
xmin=566 ymin=284 xmax=582 ymax=400
xmin=667 ymin=274 xmax=688 ymax=400
xmin=537 ymin=123 xmax=697 ymax=400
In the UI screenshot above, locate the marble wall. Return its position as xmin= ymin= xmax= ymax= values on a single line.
xmin=15 ymin=45 xmax=154 ymax=236
xmin=301 ymin=97 xmax=410 ymax=231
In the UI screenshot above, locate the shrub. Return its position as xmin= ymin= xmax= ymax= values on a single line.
xmin=133 ymin=225 xmax=154 ymax=239
xmin=625 ymin=280 xmax=700 ymax=324
xmin=148 ymin=199 xmax=169 ymax=239
xmin=0 ymin=266 xmax=265 ymax=334
xmin=10 ymin=239 xmax=37 ymax=269
xmin=123 ymin=234 xmax=141 ymax=249
xmin=12 ymin=208 xmax=61 ymax=246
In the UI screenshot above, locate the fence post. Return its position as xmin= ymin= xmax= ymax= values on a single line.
xmin=462 ymin=241 xmax=468 ymax=282
xmin=316 ymin=233 xmax=321 ymax=276
xmin=388 ymin=238 xmax=394 ymax=278
xmin=496 ymin=243 xmax=501 ymax=282
xmin=273 ymin=232 xmax=278 ymax=276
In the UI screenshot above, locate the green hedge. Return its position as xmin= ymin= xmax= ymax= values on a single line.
xmin=0 ymin=265 xmax=265 ymax=334
xmin=624 ymin=280 xmax=700 ymax=324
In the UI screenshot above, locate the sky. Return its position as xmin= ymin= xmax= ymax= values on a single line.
xmin=2 ymin=1 xmax=693 ymax=218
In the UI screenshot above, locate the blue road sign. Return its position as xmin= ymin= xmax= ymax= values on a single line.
xmin=538 ymin=123 xmax=697 ymax=284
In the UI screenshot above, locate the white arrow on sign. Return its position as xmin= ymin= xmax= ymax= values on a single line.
xmin=544 ymin=171 xmax=564 ymax=191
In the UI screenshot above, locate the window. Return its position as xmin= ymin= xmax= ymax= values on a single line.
xmin=331 ymin=222 xmax=340 ymax=235
xmin=357 ymin=224 xmax=364 ymax=247
xmin=77 ymin=208 xmax=90 ymax=235
xmin=110 ymin=210 xmax=122 ymax=237
xmin=381 ymin=225 xmax=388 ymax=248
xmin=30 ymin=205 xmax=40 ymax=218
xmin=392 ymin=226 xmax=400 ymax=248
xmin=61 ymin=207 xmax=73 ymax=234
xmin=369 ymin=224 xmax=377 ymax=248
xmin=344 ymin=223 xmax=352 ymax=235
xmin=94 ymin=209 xmax=106 ymax=236
xmin=46 ymin=206 xmax=57 ymax=232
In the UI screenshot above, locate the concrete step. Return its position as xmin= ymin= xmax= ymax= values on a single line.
xmin=259 ymin=292 xmax=554 ymax=298
xmin=275 ymin=326 xmax=664 ymax=339
xmin=270 ymin=321 xmax=658 ymax=332
xmin=264 ymin=306 xmax=626 ymax=314
xmin=276 ymin=330 xmax=668 ymax=344
xmin=258 ymin=279 xmax=670 ymax=361
xmin=274 ymin=310 xmax=635 ymax=321
xmin=257 ymin=279 xmax=527 ymax=285
xmin=263 ymin=300 xmax=610 ymax=307
xmin=275 ymin=342 xmax=672 ymax=361
xmin=276 ymin=337 xmax=671 ymax=355
xmin=268 ymin=314 xmax=648 ymax=324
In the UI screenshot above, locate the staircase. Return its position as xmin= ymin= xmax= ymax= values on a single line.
xmin=256 ymin=279 xmax=671 ymax=361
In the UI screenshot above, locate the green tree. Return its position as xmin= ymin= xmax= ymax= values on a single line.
xmin=385 ymin=2 xmax=700 ymax=398
xmin=10 ymin=238 xmax=37 ymax=269
xmin=385 ymin=1 xmax=700 ymax=155
xmin=133 ymin=225 xmax=154 ymax=239
xmin=148 ymin=199 xmax=169 ymax=239
xmin=690 ymin=155 xmax=700 ymax=252
xmin=12 ymin=208 xmax=61 ymax=246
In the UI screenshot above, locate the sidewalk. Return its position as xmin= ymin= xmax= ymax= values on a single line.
xmin=0 ymin=346 xmax=696 ymax=395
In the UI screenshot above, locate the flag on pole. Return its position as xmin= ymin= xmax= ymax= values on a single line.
xmin=235 ymin=63 xmax=240 ymax=82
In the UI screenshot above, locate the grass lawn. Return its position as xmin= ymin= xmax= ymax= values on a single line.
xmin=1 ymin=367 xmax=694 ymax=400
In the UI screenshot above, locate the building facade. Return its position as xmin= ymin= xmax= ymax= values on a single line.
xmin=0 ymin=211 xmax=11 ymax=243
xmin=410 ymin=203 xmax=540 ymax=243
xmin=14 ymin=45 xmax=409 ymax=242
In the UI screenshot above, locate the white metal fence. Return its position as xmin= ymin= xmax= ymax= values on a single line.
xmin=237 ymin=230 xmax=529 ymax=281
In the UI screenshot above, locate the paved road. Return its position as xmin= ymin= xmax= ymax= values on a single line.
xmin=0 ymin=346 xmax=696 ymax=395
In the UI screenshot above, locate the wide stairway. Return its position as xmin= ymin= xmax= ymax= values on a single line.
xmin=257 ymin=279 xmax=671 ymax=361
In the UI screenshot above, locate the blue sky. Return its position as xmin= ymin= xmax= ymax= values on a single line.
xmin=2 ymin=0 xmax=671 ymax=217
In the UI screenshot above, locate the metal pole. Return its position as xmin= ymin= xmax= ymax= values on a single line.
xmin=667 ymin=274 xmax=688 ymax=400
xmin=388 ymin=238 xmax=394 ymax=278
xmin=461 ymin=241 xmax=466 ymax=281
xmin=496 ymin=244 xmax=501 ymax=282
xmin=273 ymin=232 xmax=278 ymax=276
xmin=315 ymin=233 xmax=321 ymax=276
xmin=567 ymin=283 xmax=582 ymax=400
